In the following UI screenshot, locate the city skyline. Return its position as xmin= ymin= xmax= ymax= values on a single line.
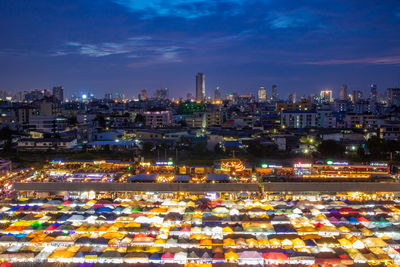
xmin=0 ymin=0 xmax=400 ymax=97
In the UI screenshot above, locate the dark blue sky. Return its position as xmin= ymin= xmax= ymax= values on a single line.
xmin=1 ymin=0 xmax=400 ymax=98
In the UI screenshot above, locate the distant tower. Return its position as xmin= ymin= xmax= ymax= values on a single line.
xmin=186 ymin=93 xmax=193 ymax=101
xmin=370 ymin=84 xmax=377 ymax=102
xmin=386 ymin=88 xmax=400 ymax=106
xmin=352 ymin=90 xmax=362 ymax=103
xmin=214 ymin=87 xmax=221 ymax=101
xmin=339 ymin=84 xmax=347 ymax=101
xmin=257 ymin=86 xmax=267 ymax=102
xmin=196 ymin=73 xmax=205 ymax=101
xmin=139 ymin=89 xmax=147 ymax=101
xmin=271 ymin=84 xmax=278 ymax=101
xmin=288 ymin=92 xmax=296 ymax=104
xmin=52 ymin=86 xmax=64 ymax=102
xmin=320 ymin=90 xmax=333 ymax=104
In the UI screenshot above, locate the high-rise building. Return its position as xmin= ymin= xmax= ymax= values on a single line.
xmin=257 ymin=86 xmax=267 ymax=102
xmin=196 ymin=73 xmax=205 ymax=101
xmin=25 ymin=89 xmax=44 ymax=102
xmin=386 ymin=88 xmax=400 ymax=106
xmin=370 ymin=84 xmax=377 ymax=102
xmin=320 ymin=90 xmax=333 ymax=104
xmin=139 ymin=89 xmax=147 ymax=101
xmin=288 ymin=92 xmax=296 ymax=104
xmin=155 ymin=88 xmax=169 ymax=100
xmin=352 ymin=90 xmax=363 ymax=103
xmin=271 ymin=84 xmax=278 ymax=102
xmin=52 ymin=86 xmax=64 ymax=102
xmin=339 ymin=84 xmax=347 ymax=101
xmin=214 ymin=87 xmax=221 ymax=101
xmin=186 ymin=93 xmax=193 ymax=101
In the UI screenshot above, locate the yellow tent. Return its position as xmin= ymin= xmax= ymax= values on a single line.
xmin=223 ymin=238 xmax=235 ymax=248
xmin=225 ymin=250 xmax=238 ymax=263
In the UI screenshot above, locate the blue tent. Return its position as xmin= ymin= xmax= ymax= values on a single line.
xmin=347 ymin=217 xmax=359 ymax=224
xmin=149 ymin=252 xmax=162 ymax=261
xmin=128 ymin=173 xmax=157 ymax=182
xmin=206 ymin=174 xmax=229 ymax=182
xmin=174 ymin=175 xmax=190 ymax=182
xmin=304 ymin=239 xmax=317 ymax=247
xmin=96 ymin=207 xmax=113 ymax=213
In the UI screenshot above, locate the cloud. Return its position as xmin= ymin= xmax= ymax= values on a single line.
xmin=64 ymin=37 xmax=152 ymax=57
xmin=110 ymin=0 xmax=244 ymax=19
xmin=61 ymin=36 xmax=188 ymax=68
xmin=302 ymin=55 xmax=400 ymax=65
xmin=267 ymin=9 xmax=323 ymax=29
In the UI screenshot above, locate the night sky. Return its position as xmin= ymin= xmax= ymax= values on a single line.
xmin=1 ymin=0 xmax=400 ymax=98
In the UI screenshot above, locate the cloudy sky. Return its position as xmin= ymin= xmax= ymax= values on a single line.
xmin=0 ymin=0 xmax=400 ymax=98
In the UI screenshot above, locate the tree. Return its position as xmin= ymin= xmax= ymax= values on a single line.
xmin=365 ymin=136 xmax=384 ymax=158
xmin=0 ymin=127 xmax=15 ymax=151
xmin=357 ymin=145 xmax=365 ymax=160
xmin=176 ymin=136 xmax=192 ymax=151
xmin=142 ymin=142 xmax=154 ymax=153
xmin=247 ymin=143 xmax=263 ymax=157
xmin=317 ymin=140 xmax=345 ymax=157
xmin=193 ymin=142 xmax=208 ymax=156
xmin=214 ymin=143 xmax=224 ymax=154
xmin=134 ymin=114 xmax=145 ymax=124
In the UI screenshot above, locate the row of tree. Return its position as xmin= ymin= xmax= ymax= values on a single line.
xmin=317 ymin=137 xmax=400 ymax=161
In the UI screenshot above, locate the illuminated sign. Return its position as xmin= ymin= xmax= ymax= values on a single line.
xmin=262 ymin=164 xmax=283 ymax=168
xmin=155 ymin=161 xmax=174 ymax=166
xmin=294 ymin=163 xmax=312 ymax=168
xmin=326 ymin=161 xmax=348 ymax=166
xmin=370 ymin=163 xmax=388 ymax=167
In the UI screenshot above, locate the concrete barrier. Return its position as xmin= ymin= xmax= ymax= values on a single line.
xmin=13 ymin=182 xmax=400 ymax=193
xmin=262 ymin=182 xmax=400 ymax=192
xmin=13 ymin=182 xmax=259 ymax=193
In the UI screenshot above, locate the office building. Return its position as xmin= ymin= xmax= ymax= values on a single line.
xmin=196 ymin=72 xmax=205 ymax=101
xmin=271 ymin=84 xmax=278 ymax=102
xmin=139 ymin=89 xmax=147 ymax=101
xmin=155 ymin=88 xmax=169 ymax=100
xmin=288 ymin=92 xmax=296 ymax=104
xmin=339 ymin=84 xmax=347 ymax=101
xmin=214 ymin=87 xmax=221 ymax=101
xmin=257 ymin=86 xmax=267 ymax=102
xmin=352 ymin=90 xmax=363 ymax=103
xmin=320 ymin=90 xmax=333 ymax=104
xmin=52 ymin=86 xmax=64 ymax=102
xmin=387 ymin=88 xmax=400 ymax=106
xmin=370 ymin=84 xmax=377 ymax=102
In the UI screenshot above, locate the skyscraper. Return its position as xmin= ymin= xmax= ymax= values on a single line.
xmin=386 ymin=88 xmax=400 ymax=106
xmin=339 ymin=84 xmax=347 ymax=101
xmin=288 ymin=92 xmax=296 ymax=104
xmin=320 ymin=90 xmax=333 ymax=104
xmin=352 ymin=90 xmax=363 ymax=103
xmin=214 ymin=87 xmax=221 ymax=101
xmin=271 ymin=84 xmax=278 ymax=102
xmin=370 ymin=84 xmax=377 ymax=102
xmin=257 ymin=86 xmax=267 ymax=102
xmin=196 ymin=73 xmax=205 ymax=101
xmin=155 ymin=88 xmax=169 ymax=100
xmin=139 ymin=89 xmax=147 ymax=101
xmin=52 ymin=86 xmax=64 ymax=102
